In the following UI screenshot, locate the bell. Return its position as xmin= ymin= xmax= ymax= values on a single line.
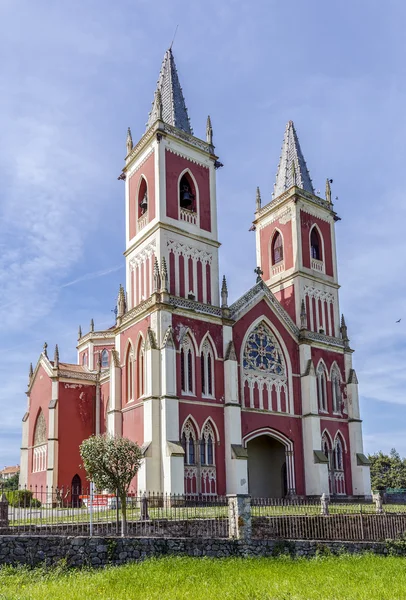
xmin=139 ymin=192 xmax=148 ymax=212
xmin=180 ymin=185 xmax=192 ymax=209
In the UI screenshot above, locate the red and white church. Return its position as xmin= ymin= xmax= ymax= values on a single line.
xmin=20 ymin=49 xmax=371 ymax=499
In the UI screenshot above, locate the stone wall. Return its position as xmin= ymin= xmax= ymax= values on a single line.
xmin=0 ymin=536 xmax=388 ymax=568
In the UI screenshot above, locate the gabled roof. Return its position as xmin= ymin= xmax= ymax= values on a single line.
xmin=229 ymin=280 xmax=299 ymax=339
xmin=146 ymin=48 xmax=193 ymax=134
xmin=272 ymin=121 xmax=314 ymax=199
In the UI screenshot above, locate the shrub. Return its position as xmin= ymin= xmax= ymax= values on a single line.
xmin=5 ymin=489 xmax=41 ymax=508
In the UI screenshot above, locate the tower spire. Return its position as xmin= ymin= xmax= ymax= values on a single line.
xmin=272 ymin=121 xmax=314 ymax=199
xmin=146 ymin=48 xmax=193 ymax=134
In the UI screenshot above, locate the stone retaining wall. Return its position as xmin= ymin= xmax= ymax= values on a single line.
xmin=0 ymin=536 xmax=388 ymax=568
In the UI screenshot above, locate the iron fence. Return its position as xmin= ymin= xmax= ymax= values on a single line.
xmin=0 ymin=486 xmax=229 ymax=537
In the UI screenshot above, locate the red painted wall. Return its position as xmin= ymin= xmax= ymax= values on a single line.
xmin=300 ymin=211 xmax=334 ymax=276
xmin=57 ymin=382 xmax=95 ymax=490
xmin=165 ymin=150 xmax=211 ymax=232
xmin=274 ymin=285 xmax=296 ymax=323
xmin=27 ymin=365 xmax=52 ymax=490
xmin=128 ymin=152 xmax=156 ymax=240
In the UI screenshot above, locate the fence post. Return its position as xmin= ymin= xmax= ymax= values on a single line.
xmin=373 ymin=491 xmax=383 ymax=514
xmin=0 ymin=492 xmax=9 ymax=528
xmin=320 ymin=493 xmax=329 ymax=516
xmin=228 ymin=494 xmax=251 ymax=541
xmin=140 ymin=493 xmax=149 ymax=520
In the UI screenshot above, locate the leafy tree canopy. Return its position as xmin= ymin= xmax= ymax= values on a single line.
xmin=368 ymin=448 xmax=406 ymax=491
xmin=79 ymin=434 xmax=143 ymax=535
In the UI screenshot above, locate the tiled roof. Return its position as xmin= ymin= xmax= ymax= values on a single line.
xmin=58 ymin=363 xmax=87 ymax=373
xmin=272 ymin=121 xmax=314 ymax=199
xmin=146 ymin=48 xmax=192 ymax=134
xmin=0 ymin=465 xmax=19 ymax=475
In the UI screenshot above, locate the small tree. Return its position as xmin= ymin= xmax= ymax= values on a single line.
xmin=80 ymin=434 xmax=143 ymax=536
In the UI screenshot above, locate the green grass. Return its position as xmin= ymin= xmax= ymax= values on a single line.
xmin=1 ymin=554 xmax=406 ymax=599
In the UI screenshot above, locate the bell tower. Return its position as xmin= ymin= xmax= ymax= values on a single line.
xmin=121 ymin=49 xmax=221 ymax=309
xmin=254 ymin=121 xmax=341 ymax=337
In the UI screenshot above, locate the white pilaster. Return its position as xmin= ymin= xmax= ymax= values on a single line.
xmin=46 ymin=379 xmax=59 ymax=494
xmin=107 ymin=351 xmax=122 ymax=436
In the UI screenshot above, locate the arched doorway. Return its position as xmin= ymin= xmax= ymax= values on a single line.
xmin=247 ymin=435 xmax=287 ymax=498
xmin=71 ymin=474 xmax=82 ymax=508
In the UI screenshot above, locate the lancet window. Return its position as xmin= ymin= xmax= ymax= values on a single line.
xmin=180 ymin=335 xmax=195 ymax=395
xmin=271 ymin=231 xmax=283 ymax=265
xmin=201 ymin=339 xmax=214 ymax=397
xmin=136 ymin=338 xmax=145 ymax=399
xmin=32 ymin=410 xmax=47 ymax=473
xmin=310 ymin=227 xmax=322 ymax=261
xmin=242 ymin=321 xmax=289 ymax=413
xmin=126 ymin=346 xmax=135 ymax=402
xmin=317 ymin=363 xmax=328 ymax=412
xmin=138 ymin=177 xmax=148 ymax=217
xmin=179 ymin=173 xmax=196 ymax=212
xmin=331 ymin=366 xmax=342 ymax=414
xmin=322 ymin=431 xmax=346 ymax=495
xmin=101 ymin=349 xmax=109 ymax=369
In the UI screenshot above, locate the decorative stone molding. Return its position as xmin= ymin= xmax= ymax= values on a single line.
xmin=230 ymin=281 xmax=299 ymax=339
xmin=128 ymin=149 xmax=155 ymax=180
xmin=129 ymin=240 xmax=157 ymax=269
xmin=257 ymin=207 xmax=292 ymax=231
xmin=225 ymin=341 xmax=237 ymax=361
xmin=167 ymin=239 xmax=213 ymax=264
xmin=163 ymin=123 xmax=213 ymax=155
xmin=166 ymin=146 xmax=210 ymax=169
xmin=303 ymin=286 xmax=334 ymax=303
xmin=169 ymin=296 xmax=222 ymax=317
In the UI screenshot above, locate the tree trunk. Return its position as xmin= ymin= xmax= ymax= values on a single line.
xmin=120 ymin=492 xmax=127 ymax=537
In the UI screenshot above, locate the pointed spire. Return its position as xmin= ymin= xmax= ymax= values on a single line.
xmin=300 ymin=299 xmax=307 ymax=329
xmin=146 ymin=48 xmax=193 ymax=134
xmin=54 ymin=344 xmax=59 ymax=368
xmin=221 ymin=276 xmax=228 ymax=309
xmin=341 ymin=314 xmax=349 ymax=346
xmin=117 ymin=284 xmax=126 ymax=319
xmin=126 ymin=127 xmax=133 ymax=155
xmin=43 ymin=342 xmax=48 ymax=358
xmin=153 ymin=257 xmax=161 ymax=292
xmin=256 ymin=186 xmax=261 ymax=211
xmin=78 ymin=325 xmax=82 ymax=340
xmin=160 ymin=257 xmax=168 ymax=293
xmin=90 ymin=318 xmax=94 ymax=333
xmin=28 ymin=363 xmax=33 ymax=385
xmin=206 ymin=115 xmax=213 ymax=145
xmin=325 ymin=178 xmax=332 ymax=204
xmin=272 ymin=121 xmax=314 ymax=199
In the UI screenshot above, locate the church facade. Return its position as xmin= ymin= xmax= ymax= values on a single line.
xmin=20 ymin=49 xmax=371 ymax=499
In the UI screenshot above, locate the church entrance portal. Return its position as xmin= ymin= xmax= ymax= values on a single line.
xmin=247 ymin=435 xmax=287 ymax=498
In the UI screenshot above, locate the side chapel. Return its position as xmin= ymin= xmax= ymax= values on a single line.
xmin=20 ymin=49 xmax=371 ymax=499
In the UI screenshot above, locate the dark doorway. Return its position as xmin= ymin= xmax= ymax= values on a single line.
xmin=247 ymin=435 xmax=287 ymax=498
xmin=71 ymin=474 xmax=82 ymax=508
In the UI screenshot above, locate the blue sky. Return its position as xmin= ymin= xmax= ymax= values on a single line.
xmin=1 ymin=0 xmax=406 ymax=468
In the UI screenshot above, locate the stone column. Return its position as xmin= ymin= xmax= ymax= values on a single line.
xmin=228 ymin=494 xmax=251 ymax=541
xmin=107 ymin=350 xmax=122 ymax=437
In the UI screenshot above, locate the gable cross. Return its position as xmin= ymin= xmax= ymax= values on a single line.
xmin=254 ymin=266 xmax=263 ymax=283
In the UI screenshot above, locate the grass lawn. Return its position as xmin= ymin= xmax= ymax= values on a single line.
xmin=1 ymin=554 xmax=406 ymax=599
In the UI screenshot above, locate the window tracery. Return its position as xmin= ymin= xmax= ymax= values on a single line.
xmin=101 ymin=349 xmax=109 ymax=369
xmin=242 ymin=322 xmax=289 ymax=413
xmin=331 ymin=366 xmax=342 ymax=413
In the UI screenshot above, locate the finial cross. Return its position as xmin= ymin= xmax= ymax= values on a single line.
xmin=254 ymin=266 xmax=263 ymax=283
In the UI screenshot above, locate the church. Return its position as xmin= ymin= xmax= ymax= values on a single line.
xmin=19 ymin=49 xmax=371 ymax=500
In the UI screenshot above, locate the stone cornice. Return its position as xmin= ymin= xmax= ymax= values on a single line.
xmin=299 ymin=330 xmax=345 ymax=350
xmin=255 ymin=187 xmax=339 ymax=225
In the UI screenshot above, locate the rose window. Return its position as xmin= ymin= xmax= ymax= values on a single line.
xmin=243 ymin=323 xmax=284 ymax=375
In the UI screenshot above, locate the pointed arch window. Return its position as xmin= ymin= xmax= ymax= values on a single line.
xmin=331 ymin=366 xmax=342 ymax=414
xmin=136 ymin=338 xmax=145 ymax=398
xmin=101 ymin=349 xmax=109 ymax=369
xmin=180 ymin=335 xmax=195 ymax=395
xmin=333 ymin=434 xmax=346 ymax=494
xmin=126 ymin=346 xmax=135 ymax=402
xmin=310 ymin=227 xmax=322 ymax=261
xmin=82 ymin=352 xmax=88 ymax=367
xmin=322 ymin=432 xmax=333 ymax=494
xmin=32 ymin=410 xmax=47 ymax=473
xmin=138 ymin=177 xmax=148 ymax=217
xmin=179 ymin=173 xmax=196 ymax=212
xmin=181 ymin=420 xmax=197 ymax=465
xmin=317 ymin=363 xmax=328 ymax=412
xmin=200 ymin=422 xmax=215 ymax=466
xmin=272 ymin=231 xmax=284 ymax=265
xmin=201 ymin=339 xmax=214 ymax=397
